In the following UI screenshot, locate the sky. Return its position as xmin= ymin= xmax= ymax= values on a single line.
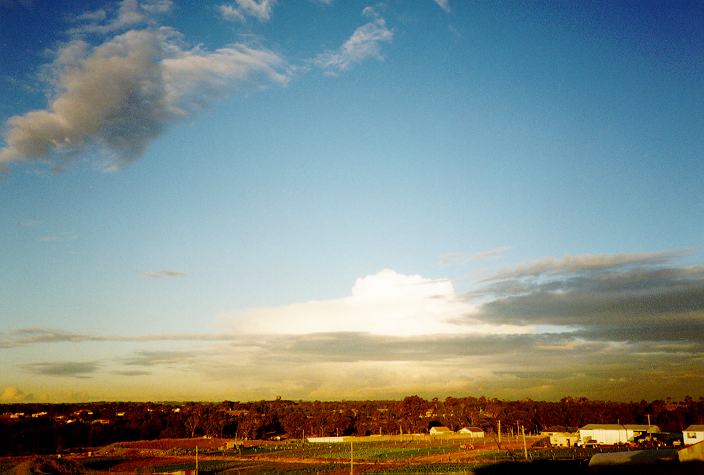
xmin=0 ymin=0 xmax=703 ymax=404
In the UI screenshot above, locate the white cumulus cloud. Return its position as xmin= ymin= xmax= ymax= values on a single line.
xmin=0 ymin=386 xmax=34 ymax=402
xmin=225 ymin=269 xmax=530 ymax=336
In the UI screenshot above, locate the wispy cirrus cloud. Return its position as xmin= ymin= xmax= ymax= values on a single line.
xmin=0 ymin=6 xmax=288 ymax=172
xmin=218 ymin=0 xmax=275 ymax=22
xmin=314 ymin=9 xmax=393 ymax=75
xmin=433 ymin=0 xmax=450 ymax=13
xmin=70 ymin=0 xmax=172 ymax=35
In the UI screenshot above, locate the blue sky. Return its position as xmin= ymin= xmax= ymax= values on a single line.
xmin=1 ymin=0 xmax=703 ymax=403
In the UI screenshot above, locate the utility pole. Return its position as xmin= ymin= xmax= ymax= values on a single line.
xmin=350 ymin=440 xmax=354 ymax=475
xmin=195 ymin=445 xmax=198 ymax=475
xmin=647 ymin=414 xmax=652 ymax=443
xmin=522 ymin=426 xmax=528 ymax=460
xmin=498 ymin=420 xmax=501 ymax=444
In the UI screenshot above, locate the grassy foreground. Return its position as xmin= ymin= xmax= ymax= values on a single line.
xmin=0 ymin=435 xmax=639 ymax=474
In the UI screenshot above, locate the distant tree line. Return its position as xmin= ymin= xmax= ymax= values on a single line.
xmin=2 ymin=395 xmax=704 ymax=455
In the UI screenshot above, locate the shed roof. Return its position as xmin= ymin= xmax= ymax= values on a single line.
xmin=685 ymin=425 xmax=704 ymax=432
xmin=430 ymin=426 xmax=452 ymax=432
xmin=580 ymin=424 xmax=626 ymax=430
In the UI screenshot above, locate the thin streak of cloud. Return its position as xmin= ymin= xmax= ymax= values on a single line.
xmin=486 ymin=250 xmax=684 ymax=281
xmin=142 ymin=270 xmax=186 ymax=278
xmin=37 ymin=232 xmax=77 ymax=242
xmin=21 ymin=361 xmax=100 ymax=378
xmin=433 ymin=0 xmax=450 ymax=13
xmin=440 ymin=246 xmax=510 ymax=266
xmin=0 ymin=328 xmax=248 ymax=348
xmin=113 ymin=369 xmax=151 ymax=376
xmin=123 ymin=349 xmax=201 ymax=367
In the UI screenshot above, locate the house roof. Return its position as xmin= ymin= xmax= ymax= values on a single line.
xmin=685 ymin=425 xmax=704 ymax=432
xmin=581 ymin=424 xmax=627 ymax=430
xmin=430 ymin=426 xmax=452 ymax=432
xmin=460 ymin=427 xmax=483 ymax=432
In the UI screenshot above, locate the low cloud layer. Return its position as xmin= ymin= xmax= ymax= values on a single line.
xmin=476 ymin=252 xmax=704 ymax=331
xmin=0 ymin=20 xmax=288 ymax=171
xmin=22 ymin=361 xmax=100 ymax=378
xmin=0 ymin=386 xmax=34 ymax=403
xmin=3 ymin=251 xmax=703 ymax=401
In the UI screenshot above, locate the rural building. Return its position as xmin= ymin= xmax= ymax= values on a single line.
xmin=683 ymin=425 xmax=704 ymax=445
xmin=579 ymin=424 xmax=660 ymax=445
xmin=624 ymin=424 xmax=660 ymax=439
xmin=541 ymin=428 xmax=579 ymax=447
xmin=459 ymin=427 xmax=485 ymax=438
xmin=429 ymin=426 xmax=453 ymax=435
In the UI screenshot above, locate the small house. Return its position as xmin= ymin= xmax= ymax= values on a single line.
xmin=429 ymin=426 xmax=453 ymax=436
xmin=541 ymin=427 xmax=579 ymax=447
xmin=683 ymin=425 xmax=704 ymax=445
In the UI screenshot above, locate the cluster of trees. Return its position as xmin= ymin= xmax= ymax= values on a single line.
xmin=2 ymin=396 xmax=704 ymax=455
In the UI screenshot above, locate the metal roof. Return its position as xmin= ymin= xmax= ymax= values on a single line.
xmin=580 ymin=424 xmax=627 ymax=430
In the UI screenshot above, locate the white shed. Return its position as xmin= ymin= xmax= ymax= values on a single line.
xmin=683 ymin=425 xmax=704 ymax=445
xmin=429 ymin=426 xmax=453 ymax=435
xmin=579 ymin=424 xmax=628 ymax=445
xmin=459 ymin=427 xmax=484 ymax=438
xmin=579 ymin=424 xmax=660 ymax=445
